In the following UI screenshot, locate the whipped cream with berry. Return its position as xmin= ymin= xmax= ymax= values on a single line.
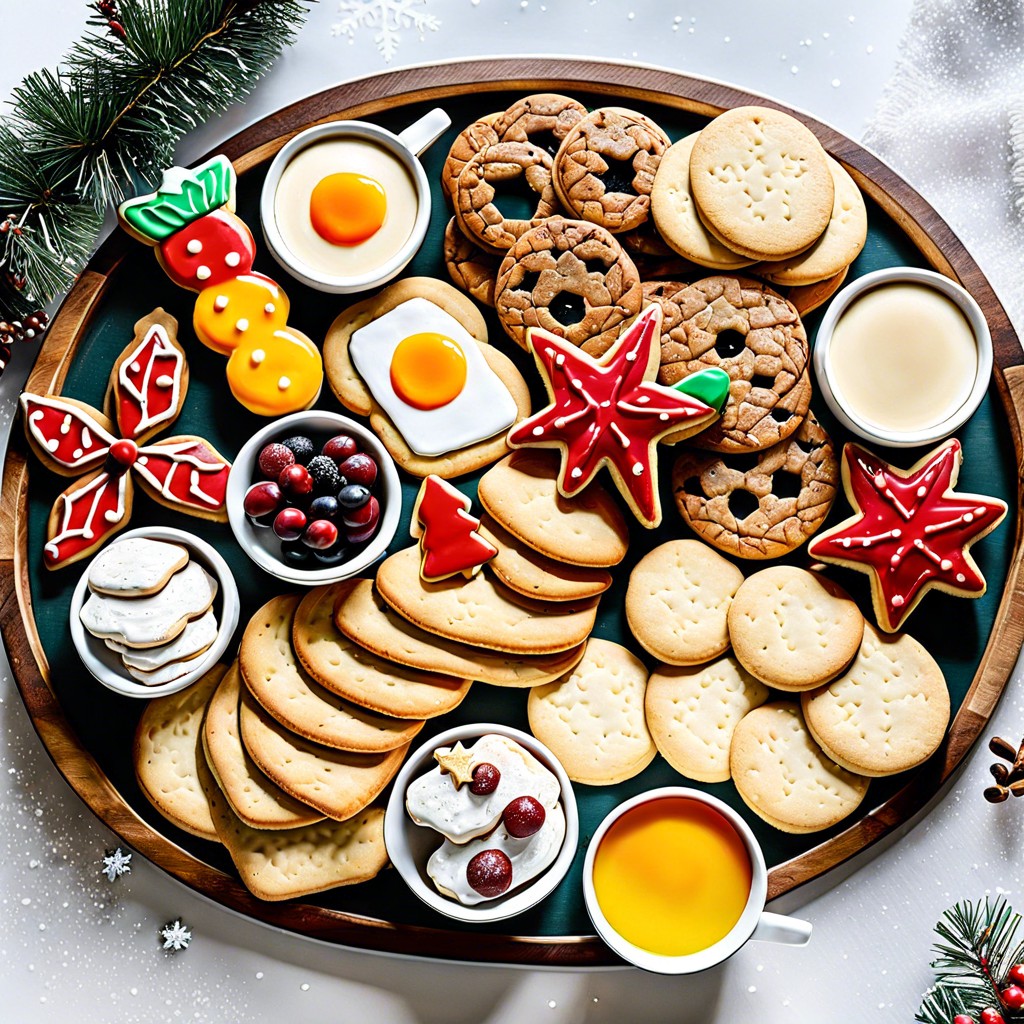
xmin=405 ymin=733 xmax=566 ymax=905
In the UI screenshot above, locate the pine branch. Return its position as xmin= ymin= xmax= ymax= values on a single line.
xmin=0 ymin=0 xmax=311 ymax=332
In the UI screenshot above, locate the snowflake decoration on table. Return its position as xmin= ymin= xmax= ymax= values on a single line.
xmin=331 ymin=0 xmax=440 ymax=62
xmin=159 ymin=918 xmax=193 ymax=952
xmin=101 ymin=847 xmax=132 ymax=882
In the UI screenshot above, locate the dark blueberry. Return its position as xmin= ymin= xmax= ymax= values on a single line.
xmin=307 ymin=455 xmax=342 ymax=495
xmin=338 ymin=483 xmax=371 ymax=510
xmin=281 ymin=435 xmax=316 ymax=465
xmin=312 ymin=541 xmax=350 ymax=566
xmin=308 ymin=495 xmax=341 ymax=521
xmin=280 ymin=539 xmax=312 ymax=566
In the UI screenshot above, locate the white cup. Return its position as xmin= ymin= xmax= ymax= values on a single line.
xmin=260 ymin=107 xmax=451 ymax=293
xmin=582 ymin=787 xmax=811 ymax=974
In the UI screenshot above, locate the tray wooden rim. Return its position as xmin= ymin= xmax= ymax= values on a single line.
xmin=3 ymin=57 xmax=1024 ymax=967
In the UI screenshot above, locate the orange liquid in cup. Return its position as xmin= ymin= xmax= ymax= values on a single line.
xmin=592 ymin=798 xmax=753 ymax=957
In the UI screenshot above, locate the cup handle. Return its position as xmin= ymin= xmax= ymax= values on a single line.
xmin=750 ymin=911 xmax=812 ymax=947
xmin=398 ymin=108 xmax=452 ymax=157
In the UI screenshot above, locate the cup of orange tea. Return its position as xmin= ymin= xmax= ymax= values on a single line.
xmin=583 ymin=788 xmax=811 ymax=973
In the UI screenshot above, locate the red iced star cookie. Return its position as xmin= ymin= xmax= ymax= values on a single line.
xmin=807 ymin=439 xmax=1006 ymax=632
xmin=506 ymin=305 xmax=723 ymax=528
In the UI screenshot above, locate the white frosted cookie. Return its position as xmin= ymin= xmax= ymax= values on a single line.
xmin=107 ymin=607 xmax=218 ymax=670
xmin=87 ymin=537 xmax=189 ymax=595
xmin=645 ymin=656 xmax=770 ymax=783
xmin=528 ymin=638 xmax=655 ymax=785
xmin=651 ymin=133 xmax=757 ymax=270
xmin=124 ymin=657 xmax=199 ymax=687
xmin=626 ymin=539 xmax=744 ymax=666
xmin=80 ymin=560 xmax=217 ymax=648
xmin=730 ymin=702 xmax=869 ymax=833
xmin=728 ymin=566 xmax=863 ymax=690
xmin=801 ymin=623 xmax=950 ymax=777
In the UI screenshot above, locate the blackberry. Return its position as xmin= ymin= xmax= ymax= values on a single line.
xmin=307 ymin=455 xmax=343 ymax=495
xmin=281 ymin=435 xmax=316 ymax=465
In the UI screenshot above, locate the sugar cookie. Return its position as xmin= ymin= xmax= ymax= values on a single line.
xmin=528 ymin=638 xmax=655 ymax=785
xmin=645 ymin=656 xmax=770 ymax=783
xmin=801 ymin=623 xmax=950 ymax=777
xmin=87 ymin=537 xmax=188 ymax=595
xmin=730 ymin=702 xmax=869 ymax=833
xmin=626 ymin=540 xmax=744 ymax=666
xmin=108 ymin=607 xmax=218 ymax=671
xmin=728 ymin=566 xmax=863 ymax=691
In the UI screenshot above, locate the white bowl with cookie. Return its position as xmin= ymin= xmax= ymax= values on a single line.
xmin=68 ymin=527 xmax=240 ymax=699
xmin=225 ymin=410 xmax=402 ymax=585
xmin=384 ymin=723 xmax=579 ymax=924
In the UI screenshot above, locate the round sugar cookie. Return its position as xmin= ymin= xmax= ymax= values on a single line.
xmin=730 ymin=702 xmax=869 ymax=833
xmin=689 ymin=106 xmax=834 ymax=261
xmin=203 ymin=661 xmax=324 ymax=830
xmin=645 ymin=656 xmax=770 ymax=783
xmin=759 ymin=157 xmax=868 ymax=286
xmin=293 ymin=582 xmax=472 ymax=719
xmin=625 ymin=539 xmax=744 ymax=666
xmin=132 ymin=662 xmax=226 ymax=841
xmin=528 ymin=638 xmax=655 ymax=786
xmin=650 ymin=133 xmax=756 ymax=270
xmin=728 ymin=566 xmax=863 ymax=690
xmin=477 ymin=450 xmax=629 ymax=568
xmin=801 ymin=623 xmax=950 ymax=777
xmin=87 ymin=537 xmax=188 ymax=596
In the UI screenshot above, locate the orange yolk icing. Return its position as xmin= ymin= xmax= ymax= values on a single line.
xmin=389 ymin=332 xmax=468 ymax=410
xmin=309 ymin=172 xmax=387 ymax=246
xmin=193 ymin=274 xmax=289 ymax=355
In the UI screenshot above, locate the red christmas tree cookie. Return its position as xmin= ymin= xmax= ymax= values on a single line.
xmin=20 ymin=309 xmax=232 ymax=570
xmin=808 ymin=439 xmax=1007 ymax=632
xmin=410 ymin=475 xmax=497 ymax=582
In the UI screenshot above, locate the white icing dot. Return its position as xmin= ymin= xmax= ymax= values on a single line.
xmin=636 ymin=395 xmax=649 ymax=404
xmin=130 ymin=361 xmax=141 ymax=373
xmin=555 ymin=353 xmax=565 ymax=366
xmin=278 ymin=376 xmax=291 ymax=390
xmin=236 ymin=319 xmax=249 ymax=332
xmin=891 ymin=596 xmax=904 ymax=607
xmin=571 ymin=379 xmax=582 ymax=389
xmin=842 ymin=538 xmax=852 ymax=548
xmin=965 ymin=512 xmax=974 ymax=523
xmin=250 ymin=349 xmax=266 ymax=365
xmin=186 ymin=239 xmax=203 ymax=254
xmin=103 ymin=509 xmax=121 ymax=523
xmin=214 ymin=295 xmax=229 ymax=311
xmin=264 ymin=303 xmax=275 ymax=315
xmin=570 ymin=468 xmax=583 ymax=479
xmin=72 ymin=448 xmax=82 ymax=460
xmin=632 ymin=462 xmax=644 ymax=476
xmin=83 ymin=528 xmax=94 ymax=541
xmin=893 ymin=528 xmax=901 ymax=538
xmin=196 ymin=266 xmax=211 ymax=281
xmin=626 ymin=351 xmax=637 ymax=361
xmin=155 ymin=374 xmax=173 ymax=388
xmin=956 ymin=573 xmax=966 ymax=583
xmin=917 ymin=485 xmax=926 ymax=497
xmin=137 ymin=456 xmax=148 ymax=466
xmin=45 ymin=439 xmax=59 ymax=452
xmin=532 ymin=426 xmax=544 ymax=436
xmin=225 ymin=252 xmax=241 ymax=268
xmin=940 ymin=559 xmax=953 ymax=571
xmin=659 ymin=412 xmax=669 ymax=421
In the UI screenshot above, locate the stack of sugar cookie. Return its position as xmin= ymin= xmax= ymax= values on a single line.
xmin=622 ymin=549 xmax=950 ymax=834
xmin=79 ymin=537 xmax=220 ymax=687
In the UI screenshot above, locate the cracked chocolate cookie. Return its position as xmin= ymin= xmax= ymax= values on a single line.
xmin=443 ymin=217 xmax=501 ymax=306
xmin=441 ymin=114 xmax=501 ymax=204
xmin=644 ymin=276 xmax=811 ymax=452
xmin=493 ymin=93 xmax=588 ymax=156
xmin=553 ymin=107 xmax=670 ymax=233
xmin=454 ymin=140 xmax=560 ymax=253
xmin=671 ymin=411 xmax=837 ymax=560
xmin=494 ymin=216 xmax=643 ymax=356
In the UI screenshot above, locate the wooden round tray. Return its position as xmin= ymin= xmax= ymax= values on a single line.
xmin=3 ymin=59 xmax=1024 ymax=966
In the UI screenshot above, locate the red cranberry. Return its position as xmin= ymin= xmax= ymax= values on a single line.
xmin=343 ymin=495 xmax=379 ymax=530
xmin=105 ymin=438 xmax=138 ymax=474
xmin=338 ymin=452 xmax=378 ymax=488
xmin=470 ymin=763 xmax=501 ymax=795
xmin=466 ymin=849 xmax=512 ymax=898
xmin=345 ymin=520 xmax=380 ymax=546
xmin=278 ymin=463 xmax=313 ymax=498
xmin=322 ymin=434 xmax=358 ymax=462
xmin=982 ymin=1009 xmax=1008 ymax=1024
xmin=273 ymin=506 xmax=307 ymax=541
xmin=257 ymin=442 xmax=294 ymax=479
xmin=302 ymin=519 xmax=339 ymax=550
xmin=243 ymin=481 xmax=282 ymax=521
xmin=502 ymin=796 xmax=545 ymax=838
xmin=1001 ymin=987 xmax=1024 ymax=1011
xmin=1009 ymin=965 xmax=1024 ymax=988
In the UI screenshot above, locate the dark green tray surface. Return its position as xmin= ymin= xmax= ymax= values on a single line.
xmin=24 ymin=92 xmax=1016 ymax=938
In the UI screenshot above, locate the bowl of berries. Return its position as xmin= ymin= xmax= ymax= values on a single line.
xmin=226 ymin=410 xmax=402 ymax=584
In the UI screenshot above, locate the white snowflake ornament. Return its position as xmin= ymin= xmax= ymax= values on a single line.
xmin=331 ymin=0 xmax=440 ymax=62
xmin=159 ymin=918 xmax=193 ymax=952
xmin=101 ymin=847 xmax=132 ymax=882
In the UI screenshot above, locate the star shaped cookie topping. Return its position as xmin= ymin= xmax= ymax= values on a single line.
xmin=808 ymin=439 xmax=1007 ymax=632
xmin=434 ymin=742 xmax=476 ymax=788
xmin=506 ymin=304 xmax=728 ymax=528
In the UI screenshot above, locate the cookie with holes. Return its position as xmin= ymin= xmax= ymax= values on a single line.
xmin=493 ymin=216 xmax=643 ymax=356
xmin=553 ymin=107 xmax=669 ymax=233
xmin=671 ymin=411 xmax=837 ymax=560
xmin=443 ymin=218 xmax=501 ymax=306
xmin=492 ymin=93 xmax=588 ymax=157
xmin=454 ymin=140 xmax=560 ymax=254
xmin=643 ymin=275 xmax=811 ymax=452
xmin=441 ymin=114 xmax=501 ymax=204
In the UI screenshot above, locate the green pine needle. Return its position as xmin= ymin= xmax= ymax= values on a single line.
xmin=0 ymin=0 xmax=312 ymax=324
